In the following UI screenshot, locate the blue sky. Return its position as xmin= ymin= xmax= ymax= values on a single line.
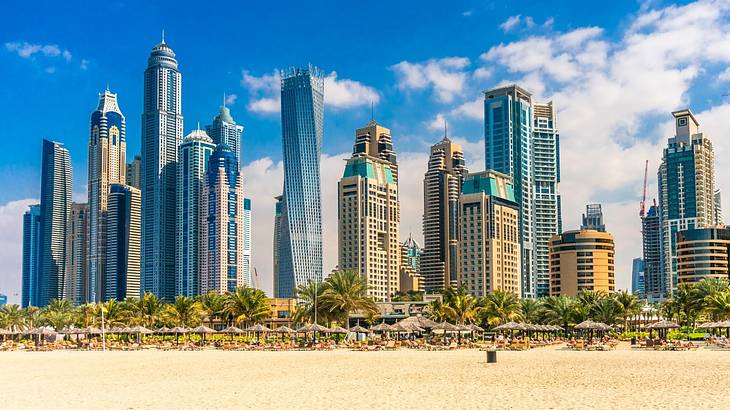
xmin=4 ymin=0 xmax=730 ymax=303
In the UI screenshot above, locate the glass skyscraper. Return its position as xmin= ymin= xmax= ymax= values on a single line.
xmin=658 ymin=109 xmax=716 ymax=297
xmin=176 ymin=129 xmax=215 ymax=297
xmin=243 ymin=198 xmax=252 ymax=289
xmin=141 ymin=37 xmax=183 ymax=301
xmin=88 ymin=89 xmax=126 ymax=303
xmin=106 ymin=184 xmax=141 ymax=301
xmin=22 ymin=204 xmax=41 ymax=307
xmin=642 ymin=204 xmax=662 ymax=301
xmin=276 ymin=66 xmax=324 ymax=298
xmin=39 ymin=139 xmax=72 ymax=306
xmin=631 ymin=258 xmax=645 ymax=297
xmin=206 ymin=104 xmax=243 ymax=163
xmin=68 ymin=202 xmax=89 ymax=304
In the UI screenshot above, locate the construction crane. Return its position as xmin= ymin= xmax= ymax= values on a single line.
xmin=640 ymin=160 xmax=648 ymax=218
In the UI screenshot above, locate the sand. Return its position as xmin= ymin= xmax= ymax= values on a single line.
xmin=0 ymin=343 xmax=728 ymax=409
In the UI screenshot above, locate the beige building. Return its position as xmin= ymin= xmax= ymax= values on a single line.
xmin=338 ymin=120 xmax=400 ymax=301
xmin=266 ymin=298 xmax=296 ymax=329
xmin=549 ymin=229 xmax=616 ymax=296
xmin=458 ymin=171 xmax=521 ymax=297
xmin=126 ymin=154 xmax=141 ymax=190
xmin=677 ymin=227 xmax=730 ymax=285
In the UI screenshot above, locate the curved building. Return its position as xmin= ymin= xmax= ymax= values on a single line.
xmin=141 ymin=37 xmax=183 ymax=301
xmin=549 ymin=229 xmax=615 ymax=296
xmin=677 ymin=227 xmax=730 ymax=285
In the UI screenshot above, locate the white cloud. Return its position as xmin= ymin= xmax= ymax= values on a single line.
xmin=5 ymin=42 xmax=71 ymax=60
xmin=500 ymin=15 xmax=522 ymax=32
xmin=473 ymin=67 xmax=492 ymax=80
xmin=62 ymin=49 xmax=72 ymax=61
xmin=80 ymin=59 xmax=90 ymax=70
xmin=225 ymin=93 xmax=238 ymax=106
xmin=391 ymin=57 xmax=471 ymax=103
xmin=45 ymin=67 xmax=56 ymax=74
xmin=241 ymin=69 xmax=379 ymax=114
xmin=427 ymin=113 xmax=447 ymax=131
xmin=543 ymin=17 xmax=555 ymax=29
xmin=0 ymin=199 xmax=37 ymax=305
xmin=462 ymin=10 xmax=473 ymax=17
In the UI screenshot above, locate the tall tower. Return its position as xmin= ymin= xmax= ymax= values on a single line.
xmin=354 ymin=120 xmax=398 ymax=182
xmin=658 ymin=109 xmax=716 ymax=296
xmin=243 ymin=198 xmax=252 ymax=289
xmin=67 ymin=202 xmax=89 ymax=304
xmin=642 ymin=204 xmax=662 ymax=301
xmin=276 ymin=66 xmax=324 ymax=298
xmin=421 ymin=135 xmax=468 ymax=291
xmin=273 ymin=195 xmax=283 ymax=297
xmin=126 ymin=154 xmax=142 ymax=189
xmin=106 ymin=184 xmax=141 ymax=300
xmin=206 ymin=104 xmax=244 ymax=163
xmin=532 ymin=101 xmax=561 ymax=297
xmin=338 ymin=120 xmax=400 ymax=301
xmin=88 ymin=89 xmax=126 ymax=303
xmin=581 ymin=204 xmax=606 ymax=232
xmin=39 ymin=139 xmax=72 ymax=306
xmin=141 ymin=36 xmax=183 ymax=301
xmin=201 ymin=144 xmax=247 ymax=293
xmin=22 ymin=204 xmax=42 ymax=307
xmin=176 ymin=129 xmax=215 ymax=297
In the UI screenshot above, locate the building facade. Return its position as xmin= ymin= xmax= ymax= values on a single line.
xmin=581 ymin=204 xmax=606 ymax=232
xmin=273 ymin=195 xmax=283 ymax=297
xmin=126 ymin=154 xmax=141 ymax=189
xmin=176 ymin=129 xmax=215 ymax=297
xmin=276 ymin=66 xmax=324 ymax=298
xmin=642 ymin=204 xmax=663 ymax=301
xmin=658 ymin=109 xmax=716 ymax=296
xmin=39 ymin=139 xmax=72 ymax=306
xmin=141 ymin=37 xmax=183 ymax=301
xmin=243 ymin=198 xmax=252 ymax=290
xmin=458 ymin=171 xmax=521 ymax=297
xmin=22 ymin=204 xmax=42 ymax=307
xmin=631 ymin=258 xmax=645 ymax=297
xmin=421 ymin=136 xmax=468 ymax=291
xmin=206 ymin=105 xmax=243 ymax=163
xmin=87 ymin=89 xmax=126 ymax=303
xmin=399 ymin=236 xmax=424 ymax=293
xmin=549 ymin=229 xmax=616 ymax=297
xmin=201 ymin=144 xmax=247 ymax=293
xmin=715 ymin=190 xmax=724 ymax=226
xmin=106 ymin=184 xmax=141 ymax=300
xmin=338 ymin=122 xmax=400 ymax=301
xmin=676 ymin=227 xmax=730 ymax=285
xmin=67 ymin=202 xmax=89 ymax=304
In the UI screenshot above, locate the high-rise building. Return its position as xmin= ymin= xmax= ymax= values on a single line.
xmin=276 ymin=66 xmax=324 ymax=298
xmin=631 ymin=258 xmax=645 ymax=297
xmin=676 ymin=227 xmax=730 ymax=285
xmin=22 ymin=204 xmax=41 ymax=307
xmin=458 ymin=170 xmax=521 ymax=297
xmin=39 ymin=139 xmax=72 ymax=306
xmin=201 ymin=144 xmax=247 ymax=293
xmin=106 ymin=184 xmax=141 ymax=300
xmin=485 ymin=85 xmax=534 ymax=298
xmin=658 ymin=109 xmax=716 ymax=296
xmin=0 ymin=294 xmax=6 ymax=306
xmin=399 ymin=236 xmax=424 ymax=293
xmin=176 ymin=129 xmax=215 ymax=297
xmin=549 ymin=229 xmax=616 ymax=296
xmin=67 ymin=202 xmax=89 ymax=304
xmin=126 ymin=154 xmax=141 ymax=189
xmin=206 ymin=104 xmax=244 ymax=163
xmin=338 ymin=121 xmax=400 ymax=301
xmin=273 ymin=195 xmax=283 ymax=297
xmin=642 ymin=204 xmax=663 ymax=301
xmin=532 ymin=101 xmax=562 ymax=297
xmin=581 ymin=204 xmax=606 ymax=232
xmin=243 ymin=197 xmax=252 ymax=289
xmin=421 ymin=136 xmax=468 ymax=291
xmin=87 ymin=89 xmax=126 ymax=303
xmin=353 ymin=120 xmax=398 ymax=182
xmin=141 ymin=36 xmax=183 ymax=301
xmin=715 ymin=189 xmax=724 ymax=226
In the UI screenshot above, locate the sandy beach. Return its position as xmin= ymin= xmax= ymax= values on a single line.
xmin=1 ymin=343 xmax=728 ymax=409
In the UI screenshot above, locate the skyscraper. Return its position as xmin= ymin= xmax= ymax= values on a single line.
xmin=67 ymin=202 xmax=89 ymax=304
xmin=39 ymin=139 xmax=72 ymax=306
xmin=88 ymin=89 xmax=126 ymax=303
xmin=338 ymin=120 xmax=400 ymax=301
xmin=276 ymin=66 xmax=324 ymax=298
xmin=353 ymin=120 xmax=398 ymax=182
xmin=532 ymin=101 xmax=562 ymax=297
xmin=484 ymin=85 xmax=538 ymax=297
xmin=399 ymin=236 xmax=424 ymax=293
xmin=581 ymin=204 xmax=606 ymax=232
xmin=273 ymin=195 xmax=283 ymax=297
xmin=458 ymin=170 xmax=521 ymax=297
xmin=243 ymin=198 xmax=252 ymax=289
xmin=106 ymin=184 xmax=141 ymax=300
xmin=126 ymin=154 xmax=141 ymax=189
xmin=206 ymin=104 xmax=244 ymax=163
xmin=631 ymin=258 xmax=645 ymax=297
xmin=421 ymin=135 xmax=468 ymax=291
xmin=176 ymin=129 xmax=215 ymax=297
xmin=22 ymin=204 xmax=41 ymax=307
xmin=642 ymin=204 xmax=663 ymax=301
xmin=201 ymin=144 xmax=247 ymax=293
xmin=141 ymin=36 xmax=183 ymax=301
xmin=715 ymin=189 xmax=724 ymax=226
xmin=658 ymin=109 xmax=716 ymax=296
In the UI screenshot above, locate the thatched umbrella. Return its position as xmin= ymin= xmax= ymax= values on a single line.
xmin=349 ymin=325 xmax=369 ymax=333
xmin=219 ymin=326 xmax=244 ymax=341
xmin=169 ymin=326 xmax=189 ymax=345
xmin=275 ymin=325 xmax=295 ymax=334
xmin=399 ymin=316 xmax=439 ymax=329
xmin=370 ymin=322 xmax=395 ymax=332
xmin=246 ymin=324 xmax=272 ymax=343
xmin=647 ymin=320 xmax=679 ymax=340
xmin=330 ymin=326 xmax=349 ymax=334
xmin=155 ymin=326 xmax=171 ymax=334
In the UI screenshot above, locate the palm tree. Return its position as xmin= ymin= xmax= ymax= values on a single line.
xmin=292 ymin=280 xmax=329 ymax=325
xmin=198 ymin=291 xmax=226 ymax=328
xmin=101 ymin=299 xmax=128 ymax=328
xmin=520 ymin=298 xmax=542 ymax=324
xmin=614 ymin=291 xmax=640 ymax=331
xmin=674 ymin=284 xmax=702 ymax=326
xmin=426 ymin=299 xmax=450 ymax=323
xmin=76 ymin=303 xmax=97 ymax=328
xmin=138 ymin=292 xmax=164 ymax=328
xmin=1 ymin=304 xmax=26 ymax=331
xmin=319 ymin=270 xmax=377 ymax=325
xmin=443 ymin=293 xmax=480 ymax=325
xmin=480 ymin=291 xmax=521 ymax=326
xmin=576 ymin=290 xmax=605 ymax=312
xmin=541 ymin=295 xmax=575 ymax=333
xmin=165 ymin=296 xmax=201 ymax=328
xmin=24 ymin=306 xmax=40 ymax=329
xmin=224 ymin=287 xmax=271 ymax=328
xmin=42 ymin=299 xmax=75 ymax=330
xmin=705 ymin=290 xmax=730 ymax=321
xmin=591 ymin=298 xmax=622 ymax=325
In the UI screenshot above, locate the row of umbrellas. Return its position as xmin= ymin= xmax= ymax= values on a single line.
xmin=493 ymin=322 xmax=564 ymax=332
xmin=697 ymin=321 xmax=730 ymax=329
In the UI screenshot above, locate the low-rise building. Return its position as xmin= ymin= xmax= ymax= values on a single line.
xmin=677 ymin=227 xmax=730 ymax=285
xmin=266 ymin=298 xmax=296 ymax=329
xmin=549 ymin=229 xmax=616 ymax=296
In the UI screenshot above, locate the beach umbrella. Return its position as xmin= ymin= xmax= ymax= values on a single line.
xmin=574 ymin=320 xmax=598 ymax=330
xmin=330 ymin=326 xmax=349 ymax=334
xmin=399 ymin=316 xmax=439 ymax=329
xmin=648 ymin=320 xmax=679 ymax=329
xmin=370 ymin=323 xmax=395 ymax=332
xmin=129 ymin=325 xmax=154 ymax=334
xmin=169 ymin=326 xmax=189 ymax=345
xmin=155 ymin=326 xmax=171 ymax=334
xmin=220 ymin=326 xmax=244 ymax=341
xmin=493 ymin=322 xmax=524 ymax=331
xmin=349 ymin=325 xmax=369 ymax=333
xmin=246 ymin=324 xmax=272 ymax=343
xmin=432 ymin=322 xmax=459 ymax=332
xmin=469 ymin=324 xmax=485 ymax=332
xmin=191 ymin=325 xmax=216 ymax=344
xmin=275 ymin=325 xmax=295 ymax=334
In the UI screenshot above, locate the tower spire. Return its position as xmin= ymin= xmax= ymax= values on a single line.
xmin=223 ymin=92 xmax=226 ymax=108
xmin=161 ymin=29 xmax=165 ymax=44
xmin=371 ymin=101 xmax=374 ymax=121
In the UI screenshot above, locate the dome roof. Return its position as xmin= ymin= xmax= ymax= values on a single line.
xmin=184 ymin=129 xmax=213 ymax=143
